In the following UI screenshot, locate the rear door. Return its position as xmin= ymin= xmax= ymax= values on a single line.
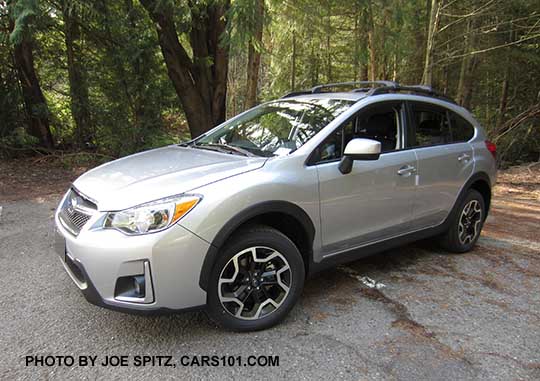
xmin=407 ymin=101 xmax=474 ymax=229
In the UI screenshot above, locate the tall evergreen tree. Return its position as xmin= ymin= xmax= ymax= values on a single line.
xmin=8 ymin=0 xmax=54 ymax=148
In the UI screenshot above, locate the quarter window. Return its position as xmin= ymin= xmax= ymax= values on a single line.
xmin=449 ymin=112 xmax=475 ymax=142
xmin=408 ymin=103 xmax=451 ymax=147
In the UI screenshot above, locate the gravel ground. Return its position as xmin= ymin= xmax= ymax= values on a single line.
xmin=0 ymin=168 xmax=539 ymax=380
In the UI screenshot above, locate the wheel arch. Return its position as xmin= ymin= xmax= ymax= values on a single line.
xmin=468 ymin=176 xmax=492 ymax=214
xmin=198 ymin=201 xmax=316 ymax=291
xmin=451 ymin=171 xmax=492 ymax=220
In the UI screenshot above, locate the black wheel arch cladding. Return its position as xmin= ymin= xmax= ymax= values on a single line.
xmin=198 ymin=200 xmax=316 ymax=291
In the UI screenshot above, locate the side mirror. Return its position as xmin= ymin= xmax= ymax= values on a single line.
xmin=338 ymin=138 xmax=381 ymax=174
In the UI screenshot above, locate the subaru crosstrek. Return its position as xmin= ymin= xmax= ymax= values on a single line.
xmin=54 ymin=81 xmax=497 ymax=331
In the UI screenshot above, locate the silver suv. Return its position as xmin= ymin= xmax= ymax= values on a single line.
xmin=54 ymin=81 xmax=497 ymax=331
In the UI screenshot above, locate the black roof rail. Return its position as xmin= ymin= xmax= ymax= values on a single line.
xmin=311 ymin=81 xmax=398 ymax=93
xmin=281 ymin=81 xmax=398 ymax=99
xmin=371 ymin=84 xmax=457 ymax=104
xmin=280 ymin=81 xmax=456 ymax=104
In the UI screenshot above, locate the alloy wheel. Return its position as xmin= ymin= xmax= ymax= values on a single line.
xmin=218 ymin=246 xmax=291 ymax=320
xmin=458 ymin=199 xmax=483 ymax=245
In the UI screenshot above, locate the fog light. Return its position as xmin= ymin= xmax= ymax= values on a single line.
xmin=133 ymin=275 xmax=145 ymax=297
xmin=115 ymin=275 xmax=145 ymax=298
xmin=114 ymin=260 xmax=154 ymax=304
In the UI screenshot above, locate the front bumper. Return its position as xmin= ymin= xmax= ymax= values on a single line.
xmin=54 ymin=206 xmax=210 ymax=314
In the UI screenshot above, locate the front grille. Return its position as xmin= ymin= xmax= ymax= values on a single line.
xmin=63 ymin=207 xmax=91 ymax=231
xmin=59 ymin=189 xmax=97 ymax=236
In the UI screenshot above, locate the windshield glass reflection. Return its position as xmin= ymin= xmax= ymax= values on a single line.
xmin=195 ymin=98 xmax=354 ymax=157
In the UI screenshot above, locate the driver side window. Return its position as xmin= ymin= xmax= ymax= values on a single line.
xmin=311 ymin=103 xmax=401 ymax=164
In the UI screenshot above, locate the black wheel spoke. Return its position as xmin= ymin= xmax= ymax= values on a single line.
xmin=218 ymin=246 xmax=292 ymax=321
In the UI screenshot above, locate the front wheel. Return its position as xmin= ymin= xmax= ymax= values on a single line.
xmin=439 ymin=189 xmax=486 ymax=253
xmin=207 ymin=226 xmax=305 ymax=331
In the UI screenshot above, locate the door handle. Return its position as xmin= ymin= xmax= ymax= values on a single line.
xmin=397 ymin=165 xmax=416 ymax=176
xmin=458 ymin=153 xmax=470 ymax=162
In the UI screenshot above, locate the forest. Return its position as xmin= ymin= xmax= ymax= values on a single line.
xmin=1 ymin=0 xmax=539 ymax=165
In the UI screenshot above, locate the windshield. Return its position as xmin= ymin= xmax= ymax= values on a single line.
xmin=194 ymin=98 xmax=354 ymax=157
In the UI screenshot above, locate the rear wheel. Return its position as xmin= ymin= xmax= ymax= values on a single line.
xmin=439 ymin=189 xmax=485 ymax=253
xmin=207 ymin=226 xmax=305 ymax=331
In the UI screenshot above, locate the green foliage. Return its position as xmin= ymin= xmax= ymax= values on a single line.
xmin=226 ymin=0 xmax=267 ymax=53
xmin=1 ymin=0 xmax=539 ymax=164
xmin=0 ymin=126 xmax=39 ymax=147
xmin=8 ymin=0 xmax=39 ymax=44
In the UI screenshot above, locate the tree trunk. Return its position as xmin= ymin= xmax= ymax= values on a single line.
xmin=140 ymin=0 xmax=229 ymax=138
xmin=353 ymin=10 xmax=359 ymax=81
xmin=63 ymin=4 xmax=93 ymax=147
xmin=411 ymin=2 xmax=427 ymax=83
xmin=366 ymin=1 xmax=377 ymax=82
xmin=325 ymin=2 xmax=332 ymax=82
xmin=421 ymin=0 xmax=441 ymax=86
xmin=456 ymin=19 xmax=478 ymax=108
xmin=496 ymin=26 xmax=513 ymax=131
xmin=379 ymin=8 xmax=389 ymax=80
xmin=308 ymin=29 xmax=317 ymax=86
xmin=361 ymin=65 xmax=368 ymax=81
xmin=459 ymin=55 xmax=477 ymax=109
xmin=353 ymin=4 xmax=367 ymax=82
xmin=442 ymin=42 xmax=450 ymax=93
xmin=291 ymin=30 xmax=296 ymax=90
xmin=245 ymin=0 xmax=264 ymax=109
xmin=10 ymin=21 xmax=54 ymax=148
xmin=496 ymin=66 xmax=510 ymax=131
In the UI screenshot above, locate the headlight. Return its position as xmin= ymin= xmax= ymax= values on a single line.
xmin=103 ymin=195 xmax=201 ymax=235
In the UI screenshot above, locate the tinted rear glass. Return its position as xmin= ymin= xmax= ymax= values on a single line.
xmin=408 ymin=103 xmax=451 ymax=147
xmin=449 ymin=112 xmax=475 ymax=142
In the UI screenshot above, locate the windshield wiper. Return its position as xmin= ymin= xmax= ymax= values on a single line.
xmin=195 ymin=143 xmax=254 ymax=157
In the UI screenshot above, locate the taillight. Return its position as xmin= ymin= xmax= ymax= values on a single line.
xmin=485 ymin=140 xmax=496 ymax=159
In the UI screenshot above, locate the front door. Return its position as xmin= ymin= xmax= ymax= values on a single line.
xmin=312 ymin=101 xmax=417 ymax=258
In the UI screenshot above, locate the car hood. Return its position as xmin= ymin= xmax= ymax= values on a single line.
xmin=72 ymin=145 xmax=267 ymax=211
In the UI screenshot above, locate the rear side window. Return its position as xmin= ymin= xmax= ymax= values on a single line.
xmin=449 ymin=112 xmax=475 ymax=142
xmin=408 ymin=103 xmax=451 ymax=147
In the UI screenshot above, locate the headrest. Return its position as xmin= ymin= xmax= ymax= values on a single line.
xmin=363 ymin=113 xmax=395 ymax=136
xmin=418 ymin=120 xmax=441 ymax=136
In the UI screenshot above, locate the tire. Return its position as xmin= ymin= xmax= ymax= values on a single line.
xmin=439 ymin=189 xmax=486 ymax=253
xmin=206 ymin=225 xmax=305 ymax=331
